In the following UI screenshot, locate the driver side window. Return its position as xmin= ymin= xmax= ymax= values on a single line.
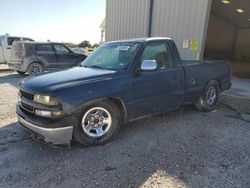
xmin=140 ymin=42 xmax=173 ymax=69
xmin=54 ymin=44 xmax=70 ymax=53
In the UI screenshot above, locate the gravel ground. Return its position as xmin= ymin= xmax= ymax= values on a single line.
xmin=0 ymin=71 xmax=250 ymax=188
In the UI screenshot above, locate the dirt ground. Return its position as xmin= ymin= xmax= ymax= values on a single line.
xmin=0 ymin=70 xmax=250 ymax=188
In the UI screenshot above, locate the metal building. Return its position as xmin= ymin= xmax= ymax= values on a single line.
xmin=106 ymin=0 xmax=211 ymax=60
xmin=105 ymin=0 xmax=250 ymax=77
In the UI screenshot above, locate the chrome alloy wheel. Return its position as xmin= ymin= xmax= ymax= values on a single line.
xmin=206 ymin=86 xmax=217 ymax=105
xmin=81 ymin=107 xmax=112 ymax=137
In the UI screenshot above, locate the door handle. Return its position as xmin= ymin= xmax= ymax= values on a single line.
xmin=7 ymin=47 xmax=11 ymax=49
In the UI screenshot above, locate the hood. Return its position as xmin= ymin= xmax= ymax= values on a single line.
xmin=20 ymin=67 xmax=116 ymax=94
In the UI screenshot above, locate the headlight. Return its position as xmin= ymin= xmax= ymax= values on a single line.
xmin=34 ymin=94 xmax=60 ymax=106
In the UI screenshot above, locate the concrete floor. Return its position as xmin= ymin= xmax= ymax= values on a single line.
xmin=221 ymin=77 xmax=250 ymax=114
xmin=0 ymin=71 xmax=250 ymax=188
xmin=229 ymin=78 xmax=250 ymax=99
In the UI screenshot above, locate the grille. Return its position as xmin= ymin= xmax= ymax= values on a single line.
xmin=21 ymin=102 xmax=34 ymax=113
xmin=20 ymin=90 xmax=34 ymax=100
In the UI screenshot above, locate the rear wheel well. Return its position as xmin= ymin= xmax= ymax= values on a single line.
xmin=27 ymin=61 xmax=45 ymax=75
xmin=204 ymin=79 xmax=220 ymax=91
xmin=29 ymin=61 xmax=44 ymax=68
xmin=212 ymin=79 xmax=221 ymax=91
xmin=196 ymin=79 xmax=220 ymax=112
xmin=27 ymin=61 xmax=45 ymax=72
xmin=216 ymin=79 xmax=223 ymax=91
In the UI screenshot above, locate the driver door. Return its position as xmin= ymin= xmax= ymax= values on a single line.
xmin=130 ymin=41 xmax=184 ymax=119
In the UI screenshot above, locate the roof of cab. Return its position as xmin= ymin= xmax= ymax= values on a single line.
xmin=105 ymin=37 xmax=172 ymax=44
xmin=15 ymin=41 xmax=63 ymax=45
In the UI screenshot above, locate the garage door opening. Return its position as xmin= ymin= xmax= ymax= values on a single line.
xmin=204 ymin=0 xmax=250 ymax=78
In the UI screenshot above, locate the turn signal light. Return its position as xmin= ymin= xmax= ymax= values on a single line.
xmin=35 ymin=110 xmax=63 ymax=118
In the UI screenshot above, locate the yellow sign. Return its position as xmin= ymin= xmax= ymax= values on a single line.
xmin=190 ymin=38 xmax=199 ymax=51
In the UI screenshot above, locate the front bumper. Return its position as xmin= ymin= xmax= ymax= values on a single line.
xmin=17 ymin=101 xmax=74 ymax=145
xmin=18 ymin=115 xmax=73 ymax=145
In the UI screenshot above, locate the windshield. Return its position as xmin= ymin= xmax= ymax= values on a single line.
xmin=82 ymin=42 xmax=139 ymax=70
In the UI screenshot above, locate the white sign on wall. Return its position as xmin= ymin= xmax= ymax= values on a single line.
xmin=183 ymin=39 xmax=189 ymax=49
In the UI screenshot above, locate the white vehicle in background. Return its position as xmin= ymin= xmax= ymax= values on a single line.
xmin=0 ymin=34 xmax=34 ymax=64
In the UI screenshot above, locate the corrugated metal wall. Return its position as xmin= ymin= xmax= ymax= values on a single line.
xmin=151 ymin=0 xmax=211 ymax=60
xmin=106 ymin=0 xmax=149 ymax=41
xmin=106 ymin=0 xmax=212 ymax=60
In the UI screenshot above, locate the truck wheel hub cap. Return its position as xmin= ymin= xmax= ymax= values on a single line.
xmin=206 ymin=87 xmax=216 ymax=105
xmin=82 ymin=107 xmax=112 ymax=137
xmin=94 ymin=118 xmax=100 ymax=124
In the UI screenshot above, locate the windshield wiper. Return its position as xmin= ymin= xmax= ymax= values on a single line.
xmin=83 ymin=65 xmax=117 ymax=71
xmin=84 ymin=65 xmax=105 ymax=69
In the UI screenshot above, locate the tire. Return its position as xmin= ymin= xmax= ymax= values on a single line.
xmin=73 ymin=100 xmax=121 ymax=146
xmin=16 ymin=70 xmax=26 ymax=75
xmin=195 ymin=80 xmax=219 ymax=112
xmin=28 ymin=62 xmax=44 ymax=76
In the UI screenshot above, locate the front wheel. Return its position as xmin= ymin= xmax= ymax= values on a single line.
xmin=73 ymin=100 xmax=121 ymax=146
xmin=195 ymin=80 xmax=219 ymax=112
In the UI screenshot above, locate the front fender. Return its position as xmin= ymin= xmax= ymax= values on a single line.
xmin=55 ymin=76 xmax=132 ymax=121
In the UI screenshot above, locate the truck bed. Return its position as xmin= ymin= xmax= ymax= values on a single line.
xmin=182 ymin=60 xmax=231 ymax=103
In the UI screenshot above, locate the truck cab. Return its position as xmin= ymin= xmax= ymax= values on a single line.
xmin=0 ymin=34 xmax=34 ymax=64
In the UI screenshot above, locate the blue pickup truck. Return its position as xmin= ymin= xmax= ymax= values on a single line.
xmin=17 ymin=38 xmax=231 ymax=146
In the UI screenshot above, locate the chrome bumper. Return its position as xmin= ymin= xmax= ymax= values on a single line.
xmin=18 ymin=116 xmax=73 ymax=145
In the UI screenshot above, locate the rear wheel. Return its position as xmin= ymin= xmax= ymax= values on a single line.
xmin=195 ymin=80 xmax=219 ymax=112
xmin=73 ymin=100 xmax=121 ymax=146
xmin=28 ymin=62 xmax=44 ymax=76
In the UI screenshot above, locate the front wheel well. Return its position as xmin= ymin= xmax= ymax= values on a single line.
xmin=108 ymin=97 xmax=127 ymax=123
xmin=78 ymin=97 xmax=127 ymax=123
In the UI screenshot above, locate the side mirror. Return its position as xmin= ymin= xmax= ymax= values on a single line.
xmin=140 ymin=60 xmax=158 ymax=71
